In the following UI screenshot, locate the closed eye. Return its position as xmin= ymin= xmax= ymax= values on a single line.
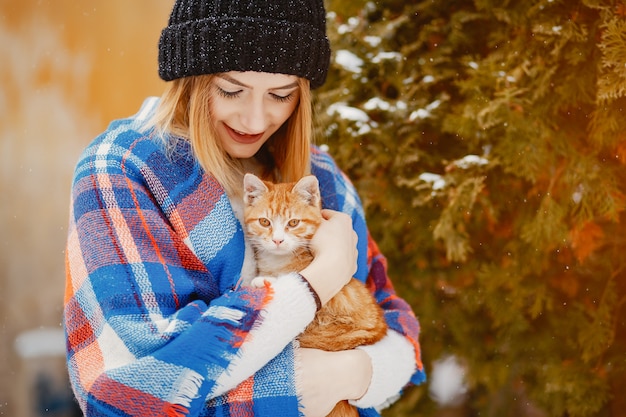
xmin=216 ymin=87 xmax=242 ymax=99
xmin=270 ymin=92 xmax=295 ymax=103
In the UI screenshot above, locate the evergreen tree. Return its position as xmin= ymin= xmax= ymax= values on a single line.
xmin=318 ymin=1 xmax=626 ymax=416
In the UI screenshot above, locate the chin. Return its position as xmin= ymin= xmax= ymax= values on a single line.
xmin=224 ymin=139 xmax=268 ymax=158
xmin=226 ymin=147 xmax=263 ymax=159
xmin=229 ymin=151 xmax=257 ymax=159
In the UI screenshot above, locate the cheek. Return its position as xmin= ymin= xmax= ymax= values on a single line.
xmin=271 ymin=102 xmax=299 ymax=126
xmin=208 ymin=97 xmax=231 ymax=121
xmin=284 ymin=225 xmax=312 ymax=247
xmin=293 ymin=223 xmax=316 ymax=241
xmin=249 ymin=228 xmax=271 ymax=248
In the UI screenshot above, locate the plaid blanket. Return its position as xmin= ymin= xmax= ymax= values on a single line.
xmin=64 ymin=97 xmax=425 ymax=416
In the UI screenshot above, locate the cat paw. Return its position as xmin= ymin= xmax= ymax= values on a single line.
xmin=250 ymin=277 xmax=277 ymax=288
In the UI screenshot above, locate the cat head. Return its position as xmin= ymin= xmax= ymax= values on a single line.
xmin=243 ymin=173 xmax=322 ymax=255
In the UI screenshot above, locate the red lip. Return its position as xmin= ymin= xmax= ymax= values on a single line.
xmin=225 ymin=124 xmax=264 ymax=144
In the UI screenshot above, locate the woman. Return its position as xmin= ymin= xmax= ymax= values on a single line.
xmin=63 ymin=0 xmax=426 ymax=416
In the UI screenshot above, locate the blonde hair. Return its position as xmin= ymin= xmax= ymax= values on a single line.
xmin=147 ymin=74 xmax=313 ymax=197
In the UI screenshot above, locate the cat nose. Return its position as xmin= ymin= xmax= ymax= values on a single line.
xmin=272 ymin=230 xmax=285 ymax=246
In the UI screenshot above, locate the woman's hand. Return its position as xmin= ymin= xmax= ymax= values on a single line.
xmin=299 ymin=209 xmax=358 ymax=305
xmin=297 ymin=348 xmax=372 ymax=417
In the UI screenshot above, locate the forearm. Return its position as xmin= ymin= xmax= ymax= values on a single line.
xmin=66 ymin=282 xmax=314 ymax=415
xmin=210 ymin=273 xmax=317 ymax=396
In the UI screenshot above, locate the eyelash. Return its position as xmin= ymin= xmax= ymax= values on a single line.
xmin=271 ymin=93 xmax=295 ymax=103
xmin=216 ymin=87 xmax=241 ymax=99
xmin=215 ymin=87 xmax=294 ymax=103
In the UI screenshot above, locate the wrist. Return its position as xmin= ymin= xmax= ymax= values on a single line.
xmin=299 ymin=262 xmax=333 ymax=305
xmin=341 ymin=349 xmax=373 ymax=401
xmin=296 ymin=273 xmax=322 ymax=311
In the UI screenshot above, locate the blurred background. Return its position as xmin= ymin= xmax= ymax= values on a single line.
xmin=3 ymin=1 xmax=626 ymax=417
xmin=0 ymin=2 xmax=170 ymax=415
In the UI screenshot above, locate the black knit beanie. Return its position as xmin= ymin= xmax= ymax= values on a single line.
xmin=158 ymin=0 xmax=331 ymax=89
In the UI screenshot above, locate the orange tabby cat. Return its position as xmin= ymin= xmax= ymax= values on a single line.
xmin=243 ymin=173 xmax=388 ymax=417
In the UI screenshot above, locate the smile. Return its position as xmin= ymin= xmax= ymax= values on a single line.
xmin=225 ymin=124 xmax=264 ymax=144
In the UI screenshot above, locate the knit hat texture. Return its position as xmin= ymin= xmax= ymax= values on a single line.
xmin=158 ymin=0 xmax=331 ymax=89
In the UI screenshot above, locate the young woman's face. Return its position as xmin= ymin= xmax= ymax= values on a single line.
xmin=209 ymin=71 xmax=301 ymax=159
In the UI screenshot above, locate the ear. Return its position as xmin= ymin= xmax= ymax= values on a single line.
xmin=243 ymin=173 xmax=269 ymax=206
xmin=292 ymin=175 xmax=321 ymax=207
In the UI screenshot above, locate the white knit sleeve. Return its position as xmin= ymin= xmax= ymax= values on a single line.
xmin=349 ymin=329 xmax=416 ymax=410
xmin=209 ymin=273 xmax=316 ymax=397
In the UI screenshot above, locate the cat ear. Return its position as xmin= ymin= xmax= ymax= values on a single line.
xmin=243 ymin=173 xmax=269 ymax=206
xmin=293 ymin=175 xmax=321 ymax=207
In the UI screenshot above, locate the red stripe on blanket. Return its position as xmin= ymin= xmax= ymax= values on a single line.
xmin=122 ymin=142 xmax=180 ymax=309
xmin=227 ymin=374 xmax=255 ymax=417
xmin=92 ymin=375 xmax=187 ymax=416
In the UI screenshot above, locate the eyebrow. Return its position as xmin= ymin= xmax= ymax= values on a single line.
xmin=217 ymin=74 xmax=299 ymax=90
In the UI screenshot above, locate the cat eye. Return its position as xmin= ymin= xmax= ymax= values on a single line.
xmin=287 ymin=219 xmax=300 ymax=227
xmin=259 ymin=218 xmax=271 ymax=227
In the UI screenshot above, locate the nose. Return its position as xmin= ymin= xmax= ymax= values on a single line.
xmin=240 ymin=97 xmax=268 ymax=134
xmin=272 ymin=230 xmax=285 ymax=247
